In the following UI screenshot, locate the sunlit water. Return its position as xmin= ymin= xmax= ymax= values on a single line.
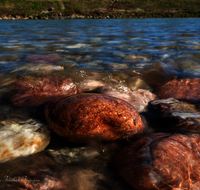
xmin=1 ymin=19 xmax=200 ymax=75
xmin=0 ymin=18 xmax=200 ymax=190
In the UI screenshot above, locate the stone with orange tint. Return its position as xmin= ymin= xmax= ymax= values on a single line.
xmin=45 ymin=93 xmax=145 ymax=143
xmin=10 ymin=74 xmax=79 ymax=107
xmin=158 ymin=78 xmax=200 ymax=103
xmin=117 ymin=133 xmax=200 ymax=190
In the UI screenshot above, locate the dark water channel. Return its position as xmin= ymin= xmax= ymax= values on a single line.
xmin=0 ymin=18 xmax=200 ymax=190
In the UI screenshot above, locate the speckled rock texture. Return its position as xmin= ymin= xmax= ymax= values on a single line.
xmin=116 ymin=133 xmax=200 ymax=190
xmin=150 ymin=98 xmax=200 ymax=132
xmin=10 ymin=74 xmax=79 ymax=107
xmin=158 ymin=78 xmax=200 ymax=103
xmin=45 ymin=93 xmax=145 ymax=143
xmin=97 ymin=85 xmax=157 ymax=112
xmin=0 ymin=169 xmax=66 ymax=190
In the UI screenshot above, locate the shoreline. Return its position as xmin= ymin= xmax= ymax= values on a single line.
xmin=1 ymin=12 xmax=200 ymax=20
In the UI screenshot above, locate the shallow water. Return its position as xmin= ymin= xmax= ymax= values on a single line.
xmin=0 ymin=18 xmax=200 ymax=190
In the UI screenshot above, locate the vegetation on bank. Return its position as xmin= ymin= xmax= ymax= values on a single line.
xmin=0 ymin=0 xmax=200 ymax=18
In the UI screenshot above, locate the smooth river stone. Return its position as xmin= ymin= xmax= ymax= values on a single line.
xmin=116 ymin=133 xmax=200 ymax=190
xmin=12 ymin=63 xmax=64 ymax=74
xmin=150 ymin=98 xmax=200 ymax=132
xmin=45 ymin=93 xmax=145 ymax=143
xmin=10 ymin=74 xmax=79 ymax=107
xmin=0 ymin=169 xmax=66 ymax=190
xmin=158 ymin=78 xmax=200 ymax=103
xmin=97 ymin=85 xmax=157 ymax=112
xmin=0 ymin=119 xmax=50 ymax=163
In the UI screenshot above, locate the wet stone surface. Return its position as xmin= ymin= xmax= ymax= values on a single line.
xmin=0 ymin=105 xmax=50 ymax=163
xmin=47 ymin=147 xmax=99 ymax=165
xmin=117 ymin=133 xmax=200 ymax=190
xmin=158 ymin=78 xmax=200 ymax=103
xmin=96 ymin=84 xmax=157 ymax=113
xmin=12 ymin=63 xmax=64 ymax=74
xmin=10 ymin=74 xmax=79 ymax=107
xmin=45 ymin=93 xmax=145 ymax=143
xmin=150 ymin=98 xmax=200 ymax=132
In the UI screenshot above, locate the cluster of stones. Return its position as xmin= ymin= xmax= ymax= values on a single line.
xmin=116 ymin=78 xmax=200 ymax=190
xmin=3 ymin=71 xmax=200 ymax=190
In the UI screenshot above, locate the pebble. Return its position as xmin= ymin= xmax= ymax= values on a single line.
xmin=158 ymin=78 xmax=200 ymax=103
xmin=12 ymin=63 xmax=64 ymax=74
xmin=124 ymin=54 xmax=148 ymax=61
xmin=0 ymin=118 xmax=50 ymax=163
xmin=97 ymin=84 xmax=157 ymax=112
xmin=25 ymin=55 xmax=62 ymax=64
xmin=150 ymin=98 xmax=200 ymax=132
xmin=47 ymin=147 xmax=99 ymax=164
xmin=10 ymin=74 xmax=79 ymax=107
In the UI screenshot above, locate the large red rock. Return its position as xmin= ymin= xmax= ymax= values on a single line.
xmin=45 ymin=93 xmax=145 ymax=143
xmin=158 ymin=78 xmax=200 ymax=103
xmin=10 ymin=74 xmax=79 ymax=107
xmin=117 ymin=133 xmax=200 ymax=190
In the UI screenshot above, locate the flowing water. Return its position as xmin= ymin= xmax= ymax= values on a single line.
xmin=0 ymin=18 xmax=200 ymax=190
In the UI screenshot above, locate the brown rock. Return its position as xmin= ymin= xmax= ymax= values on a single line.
xmin=117 ymin=133 xmax=200 ymax=190
xmin=10 ymin=74 xmax=79 ymax=107
xmin=158 ymin=78 xmax=200 ymax=103
xmin=45 ymin=93 xmax=145 ymax=143
xmin=25 ymin=55 xmax=62 ymax=64
xmin=150 ymin=98 xmax=200 ymax=132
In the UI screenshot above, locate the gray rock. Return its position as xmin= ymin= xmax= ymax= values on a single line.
xmin=150 ymin=98 xmax=200 ymax=132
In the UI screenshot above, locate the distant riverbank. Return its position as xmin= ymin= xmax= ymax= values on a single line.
xmin=0 ymin=0 xmax=200 ymax=19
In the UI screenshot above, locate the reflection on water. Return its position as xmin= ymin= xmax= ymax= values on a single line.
xmin=0 ymin=18 xmax=200 ymax=190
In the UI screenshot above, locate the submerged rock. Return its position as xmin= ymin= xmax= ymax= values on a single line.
xmin=45 ymin=93 xmax=145 ymax=143
xmin=80 ymin=79 xmax=105 ymax=91
xmin=25 ymin=55 xmax=62 ymax=64
xmin=10 ymin=74 xmax=79 ymax=107
xmin=117 ymin=133 xmax=200 ymax=190
xmin=150 ymin=98 xmax=200 ymax=132
xmin=0 ymin=169 xmax=66 ymax=190
xmin=97 ymin=85 xmax=157 ymax=112
xmin=124 ymin=54 xmax=148 ymax=61
xmin=47 ymin=147 xmax=99 ymax=164
xmin=12 ymin=63 xmax=64 ymax=74
xmin=158 ymin=78 xmax=200 ymax=103
xmin=0 ymin=118 xmax=50 ymax=163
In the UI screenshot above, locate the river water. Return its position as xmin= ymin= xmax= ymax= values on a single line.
xmin=0 ymin=18 xmax=200 ymax=190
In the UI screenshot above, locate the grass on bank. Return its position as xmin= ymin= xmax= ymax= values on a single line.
xmin=0 ymin=0 xmax=200 ymax=17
